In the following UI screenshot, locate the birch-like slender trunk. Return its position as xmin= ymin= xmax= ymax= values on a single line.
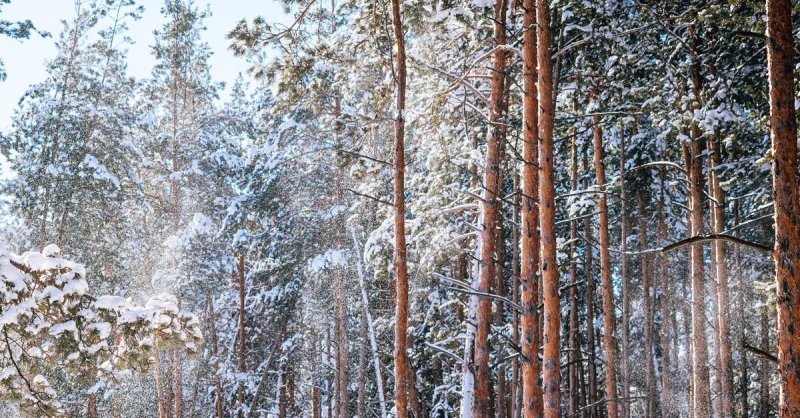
xmin=350 ymin=227 xmax=389 ymax=418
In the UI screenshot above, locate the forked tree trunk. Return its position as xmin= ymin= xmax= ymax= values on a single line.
xmin=536 ymin=1 xmax=561 ymax=415
xmin=520 ymin=0 xmax=543 ymax=415
xmin=766 ymin=0 xmax=800 ymax=414
xmin=388 ymin=0 xmax=410 ymax=415
xmin=591 ymin=110 xmax=618 ymax=418
xmin=472 ymin=0 xmax=507 ymax=414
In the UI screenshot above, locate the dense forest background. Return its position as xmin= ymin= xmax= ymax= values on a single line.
xmin=0 ymin=0 xmax=799 ymax=417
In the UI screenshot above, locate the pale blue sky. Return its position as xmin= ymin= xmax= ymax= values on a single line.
xmin=0 ymin=0 xmax=289 ymax=128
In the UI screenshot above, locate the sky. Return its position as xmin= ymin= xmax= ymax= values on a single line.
xmin=0 ymin=0 xmax=290 ymax=129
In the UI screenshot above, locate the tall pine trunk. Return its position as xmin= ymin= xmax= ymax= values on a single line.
xmin=521 ymin=0 xmax=543 ymax=415
xmin=536 ymin=1 xmax=561 ymax=415
xmin=688 ymin=58 xmax=712 ymax=416
xmin=473 ymin=0 xmax=507 ymax=414
xmin=708 ymin=134 xmax=733 ymax=417
xmin=389 ymin=0 xmax=410 ymax=415
xmin=638 ymin=192 xmax=657 ymax=416
xmin=766 ymin=0 xmax=800 ymax=414
xmin=618 ymin=122 xmax=630 ymax=418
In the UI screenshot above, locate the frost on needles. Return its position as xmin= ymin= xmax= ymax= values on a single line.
xmin=0 ymin=243 xmax=202 ymax=416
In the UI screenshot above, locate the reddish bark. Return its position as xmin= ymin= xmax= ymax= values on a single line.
xmin=591 ymin=111 xmax=618 ymax=418
xmin=389 ymin=0 xmax=410 ymax=415
xmin=766 ymin=0 xmax=800 ymax=414
xmin=536 ymin=1 xmax=561 ymax=415
xmin=521 ymin=0 xmax=543 ymax=416
xmin=472 ymin=0 xmax=508 ymax=415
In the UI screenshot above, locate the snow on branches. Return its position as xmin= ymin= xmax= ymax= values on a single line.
xmin=0 ymin=243 xmax=202 ymax=416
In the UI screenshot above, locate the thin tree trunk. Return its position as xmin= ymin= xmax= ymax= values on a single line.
xmin=174 ymin=349 xmax=184 ymax=418
xmin=536 ymin=1 xmax=560 ymax=415
xmin=759 ymin=304 xmax=771 ymax=418
xmin=707 ymin=133 xmax=733 ymax=417
xmin=568 ymin=117 xmax=581 ymax=418
xmin=357 ymin=314 xmax=367 ymax=418
xmin=495 ymin=216 xmax=508 ymax=418
xmin=350 ymin=228 xmax=389 ymax=418
xmin=237 ymin=254 xmax=247 ymax=417
xmin=638 ymin=192 xmax=657 ymax=417
xmin=591 ymin=109 xmax=618 ymax=418
xmin=207 ymin=293 xmax=224 ymax=418
xmin=166 ymin=352 xmax=174 ymax=418
xmin=335 ymin=266 xmax=349 ymax=418
xmin=389 ymin=0 xmax=410 ymax=414
xmin=313 ymin=382 xmax=322 ymax=418
xmin=657 ymin=169 xmax=673 ymax=416
xmin=327 ymin=328 xmax=333 ymax=418
xmin=155 ymin=343 xmax=165 ymax=418
xmin=683 ymin=277 xmax=694 ymax=415
xmin=618 ymin=122 xmax=630 ymax=418
xmin=521 ymin=0 xmax=542 ymax=415
xmin=87 ymin=394 xmax=97 ymax=418
xmin=511 ymin=173 xmax=522 ymax=418
xmin=583 ymin=150 xmax=598 ymax=418
xmin=766 ymin=0 xmax=800 ymax=414
xmin=734 ymin=203 xmax=749 ymax=418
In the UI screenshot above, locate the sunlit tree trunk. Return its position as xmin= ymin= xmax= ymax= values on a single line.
xmin=472 ymin=0 xmax=507 ymax=414
xmin=521 ymin=0 xmax=542 ymax=415
xmin=388 ymin=0 xmax=410 ymax=415
xmin=536 ymin=1 xmax=560 ymax=415
xmin=766 ymin=0 xmax=800 ymax=414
